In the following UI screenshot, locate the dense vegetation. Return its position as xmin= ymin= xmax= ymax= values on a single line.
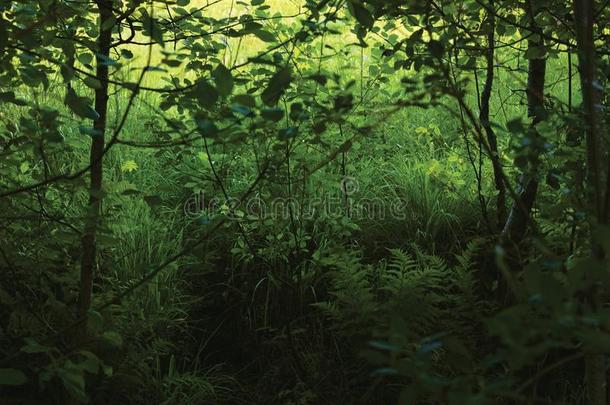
xmin=1 ymin=0 xmax=610 ymax=403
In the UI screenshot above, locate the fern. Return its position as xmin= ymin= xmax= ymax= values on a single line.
xmin=317 ymin=242 xmax=485 ymax=350
xmin=314 ymin=248 xmax=378 ymax=333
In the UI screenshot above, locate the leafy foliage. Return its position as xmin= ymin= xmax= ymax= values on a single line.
xmin=1 ymin=0 xmax=610 ymax=404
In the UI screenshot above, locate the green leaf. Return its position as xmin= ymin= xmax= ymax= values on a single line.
xmin=83 ymin=76 xmax=102 ymax=89
xmin=120 ymin=49 xmax=134 ymax=59
xmin=20 ymin=337 xmax=52 ymax=354
xmin=20 ymin=162 xmax=29 ymax=174
xmin=261 ymin=108 xmax=284 ymax=122
xmin=142 ymin=13 xmax=164 ymax=46
xmin=254 ymin=29 xmax=276 ymax=42
xmin=78 ymin=351 xmax=101 ymax=374
xmin=233 ymin=94 xmax=256 ymax=108
xmin=163 ymin=59 xmax=182 ymax=67
xmin=77 ymin=53 xmax=93 ymax=65
xmin=87 ymin=310 xmax=104 ymax=332
xmin=194 ymin=80 xmax=219 ymax=108
xmin=57 ymin=363 xmax=86 ymax=401
xmin=506 ymin=118 xmax=524 ymax=133
xmin=261 ymin=68 xmax=291 ymax=106
xmin=290 ymin=103 xmax=307 ymax=121
xmin=0 ymin=368 xmax=27 ymax=386
xmin=278 ymin=126 xmax=298 ymax=140
xmin=196 ymin=118 xmax=219 ymax=137
xmin=65 ymin=89 xmax=99 ymax=120
xmin=231 ymin=104 xmax=253 ymax=116
xmin=102 ymin=363 xmax=113 ymax=377
xmin=428 ymin=40 xmax=444 ymax=58
xmin=349 ymin=2 xmax=374 ymax=29
xmin=213 ymin=64 xmax=234 ymax=97
xmin=101 ymin=331 xmax=123 ymax=348
xmin=21 ymin=66 xmax=49 ymax=89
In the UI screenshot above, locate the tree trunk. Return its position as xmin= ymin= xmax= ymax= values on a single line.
xmin=479 ymin=0 xmax=506 ymax=229
xmin=77 ymin=0 xmax=112 ymax=331
xmin=499 ymin=6 xmax=546 ymax=266
xmin=573 ymin=0 xmax=606 ymax=219
xmin=573 ymin=0 xmax=607 ymax=403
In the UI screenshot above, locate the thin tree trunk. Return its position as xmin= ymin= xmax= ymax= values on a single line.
xmin=77 ymin=0 xmax=112 ymax=330
xmin=479 ymin=0 xmax=506 ymax=228
xmin=573 ymin=0 xmax=606 ymax=220
xmin=573 ymin=0 xmax=607 ymax=403
xmin=499 ymin=6 xmax=546 ymax=259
